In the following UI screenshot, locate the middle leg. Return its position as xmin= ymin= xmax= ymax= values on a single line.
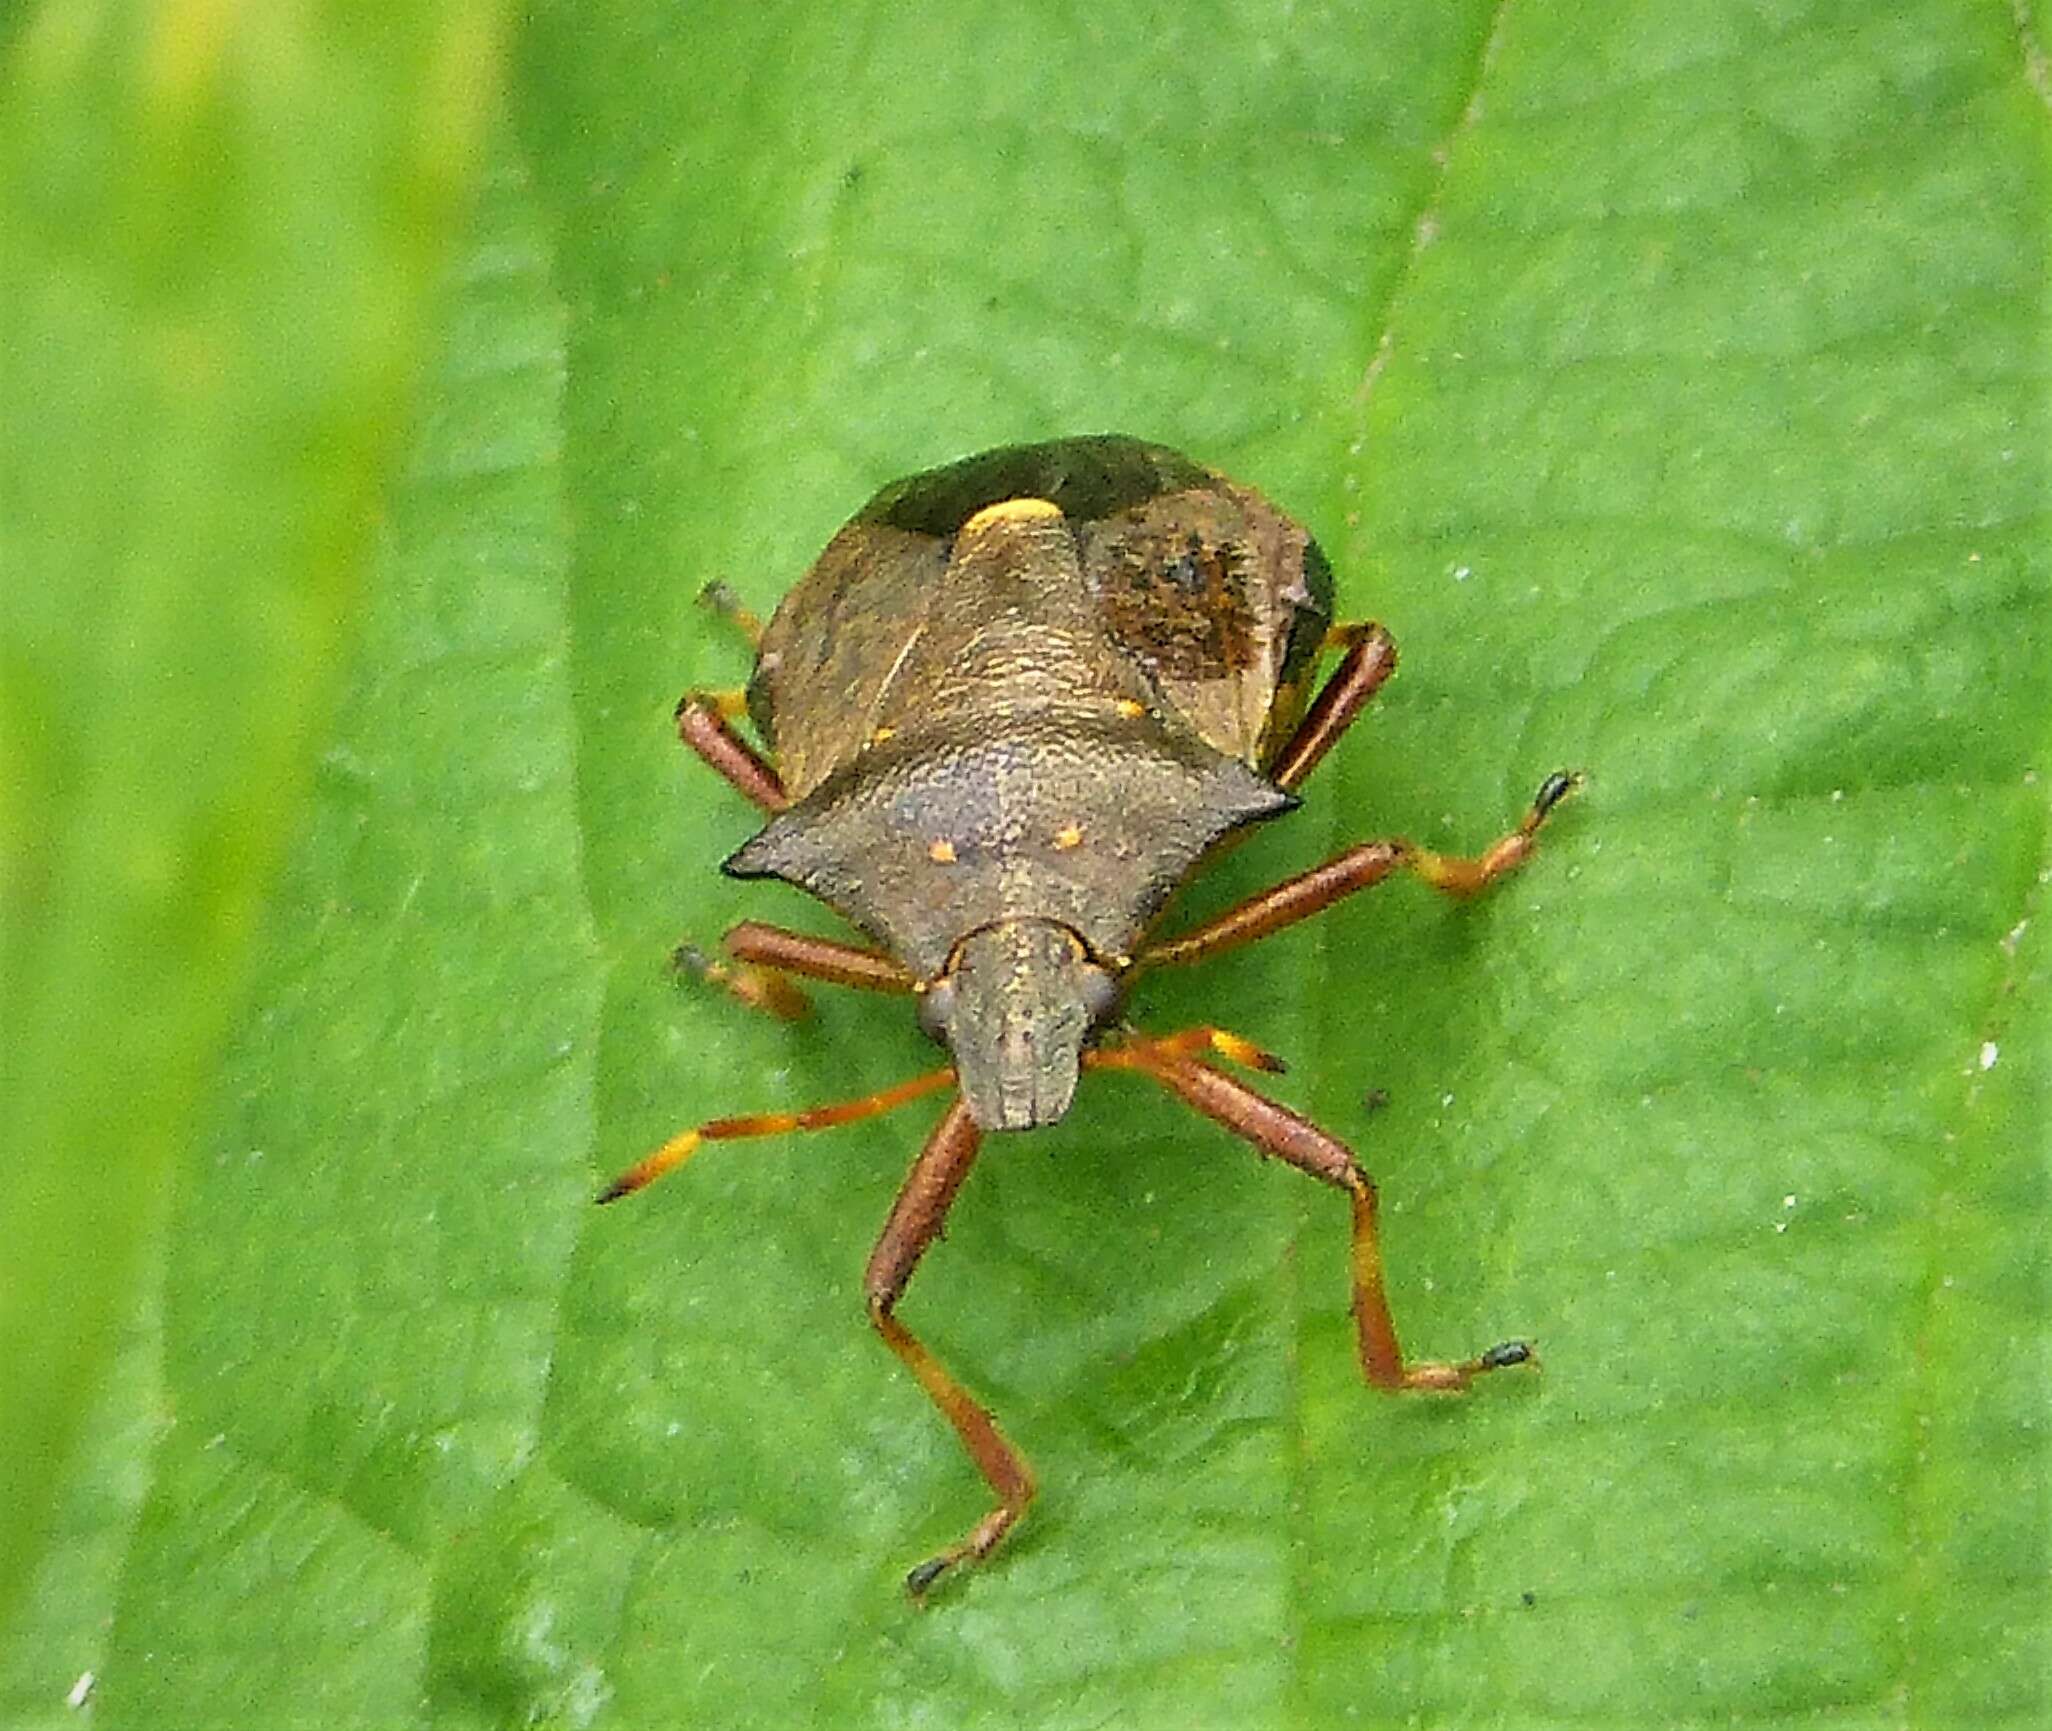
xmin=676 ymin=920 xmax=915 ymax=1023
xmin=1137 ymin=770 xmax=1578 ymax=971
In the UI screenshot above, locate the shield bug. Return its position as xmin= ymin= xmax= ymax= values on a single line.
xmin=601 ymin=434 xmax=1578 ymax=1598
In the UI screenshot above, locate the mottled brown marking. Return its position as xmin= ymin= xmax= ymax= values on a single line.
xmin=1095 ymin=522 xmax=1259 ymax=685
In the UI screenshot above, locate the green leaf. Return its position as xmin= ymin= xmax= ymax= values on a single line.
xmin=8 ymin=2 xmax=2046 ymax=1727
xmin=0 ymin=0 xmax=502 ymax=1646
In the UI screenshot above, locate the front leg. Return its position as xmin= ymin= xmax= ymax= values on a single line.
xmin=1095 ymin=1039 xmax=1533 ymax=1392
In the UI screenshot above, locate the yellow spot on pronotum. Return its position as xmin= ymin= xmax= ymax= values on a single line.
xmin=1115 ymin=698 xmax=1146 ymax=719
xmin=960 ymin=496 xmax=1064 ymax=537
xmin=870 ymin=726 xmax=896 ymax=745
xmin=929 ymin=839 xmax=958 ymax=864
xmin=1054 ymin=824 xmax=1084 ymax=850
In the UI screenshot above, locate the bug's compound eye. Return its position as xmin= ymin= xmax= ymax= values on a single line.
xmin=917 ymin=977 xmax=957 ymax=1044
xmin=1078 ymin=961 xmax=1120 ymax=1026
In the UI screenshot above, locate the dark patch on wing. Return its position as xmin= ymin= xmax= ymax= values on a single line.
xmin=859 ymin=435 xmax=1211 ymax=536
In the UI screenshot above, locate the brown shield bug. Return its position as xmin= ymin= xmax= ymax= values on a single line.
xmin=600 ymin=434 xmax=1578 ymax=1598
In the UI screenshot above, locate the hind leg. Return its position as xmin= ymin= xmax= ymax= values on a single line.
xmin=1268 ymin=622 xmax=1399 ymax=791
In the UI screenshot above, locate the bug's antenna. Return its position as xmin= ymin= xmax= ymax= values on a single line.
xmin=596 ymin=1065 xmax=956 ymax=1202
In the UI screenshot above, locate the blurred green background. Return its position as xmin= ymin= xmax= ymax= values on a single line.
xmin=2 ymin=2 xmax=2046 ymax=1727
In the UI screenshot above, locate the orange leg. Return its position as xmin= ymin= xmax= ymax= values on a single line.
xmin=1269 ymin=621 xmax=1399 ymax=792
xmin=676 ymin=695 xmax=787 ymax=813
xmin=671 ymin=940 xmax=814 ymax=1021
xmin=594 ymin=1064 xmax=955 ymax=1203
xmin=679 ymin=576 xmax=778 ymax=805
xmin=674 ymin=921 xmax=914 ymax=1024
xmin=863 ymin=1097 xmax=1033 ymax=1599
xmin=1092 ymin=1043 xmax=1534 ymax=1392
xmin=723 ymin=921 xmax=913 ymax=994
xmin=1138 ymin=771 xmax=1580 ymax=971
xmin=691 ymin=685 xmax=750 ymax=721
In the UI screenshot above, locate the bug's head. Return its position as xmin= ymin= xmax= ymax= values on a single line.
xmin=920 ymin=920 xmax=1121 ymax=1132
